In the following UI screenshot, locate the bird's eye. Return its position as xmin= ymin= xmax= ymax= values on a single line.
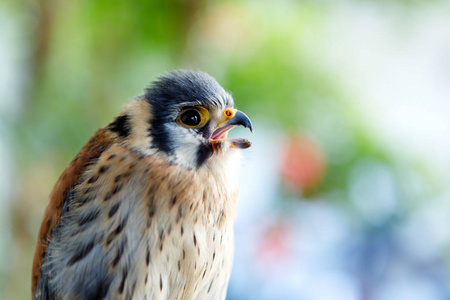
xmin=179 ymin=109 xmax=202 ymax=128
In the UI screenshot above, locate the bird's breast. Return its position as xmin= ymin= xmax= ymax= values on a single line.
xmin=135 ymin=149 xmax=241 ymax=299
xmin=40 ymin=144 xmax=240 ymax=299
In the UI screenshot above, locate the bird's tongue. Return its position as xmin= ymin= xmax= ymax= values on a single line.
xmin=210 ymin=125 xmax=234 ymax=140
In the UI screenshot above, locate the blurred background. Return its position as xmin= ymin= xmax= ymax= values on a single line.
xmin=1 ymin=0 xmax=450 ymax=299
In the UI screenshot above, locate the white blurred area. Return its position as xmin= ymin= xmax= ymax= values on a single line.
xmin=318 ymin=1 xmax=450 ymax=180
xmin=229 ymin=1 xmax=450 ymax=300
xmin=0 ymin=9 xmax=24 ymax=285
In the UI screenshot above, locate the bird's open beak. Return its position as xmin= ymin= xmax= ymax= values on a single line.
xmin=209 ymin=109 xmax=253 ymax=149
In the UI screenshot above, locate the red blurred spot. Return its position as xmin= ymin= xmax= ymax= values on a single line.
xmin=280 ymin=134 xmax=326 ymax=195
xmin=257 ymin=221 xmax=293 ymax=266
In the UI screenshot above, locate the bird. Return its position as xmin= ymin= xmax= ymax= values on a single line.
xmin=31 ymin=70 xmax=253 ymax=300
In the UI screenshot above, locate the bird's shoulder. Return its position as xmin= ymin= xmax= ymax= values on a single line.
xmin=31 ymin=127 xmax=115 ymax=296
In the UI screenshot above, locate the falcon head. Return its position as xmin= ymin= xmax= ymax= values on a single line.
xmin=109 ymin=70 xmax=253 ymax=169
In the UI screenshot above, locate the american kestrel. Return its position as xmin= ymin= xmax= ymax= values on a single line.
xmin=31 ymin=70 xmax=253 ymax=300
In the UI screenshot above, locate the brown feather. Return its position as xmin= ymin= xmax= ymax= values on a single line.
xmin=31 ymin=128 xmax=115 ymax=295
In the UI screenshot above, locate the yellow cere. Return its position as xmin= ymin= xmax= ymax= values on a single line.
xmin=223 ymin=108 xmax=235 ymax=119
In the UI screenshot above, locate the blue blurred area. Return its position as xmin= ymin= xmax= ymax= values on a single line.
xmin=1 ymin=0 xmax=450 ymax=299
xmin=228 ymin=131 xmax=450 ymax=299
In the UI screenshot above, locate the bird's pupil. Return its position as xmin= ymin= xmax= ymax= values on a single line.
xmin=181 ymin=110 xmax=201 ymax=126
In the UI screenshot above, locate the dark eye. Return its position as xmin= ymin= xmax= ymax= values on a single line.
xmin=179 ymin=109 xmax=202 ymax=127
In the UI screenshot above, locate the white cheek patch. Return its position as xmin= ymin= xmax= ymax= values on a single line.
xmin=171 ymin=127 xmax=204 ymax=169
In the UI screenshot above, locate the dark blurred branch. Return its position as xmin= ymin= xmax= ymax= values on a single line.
xmin=33 ymin=0 xmax=54 ymax=82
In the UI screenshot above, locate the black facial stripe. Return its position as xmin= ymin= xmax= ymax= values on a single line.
xmin=148 ymin=116 xmax=175 ymax=155
xmin=196 ymin=142 xmax=213 ymax=168
xmin=109 ymin=115 xmax=130 ymax=138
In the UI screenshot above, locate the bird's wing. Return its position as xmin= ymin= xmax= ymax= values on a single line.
xmin=31 ymin=128 xmax=114 ymax=298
